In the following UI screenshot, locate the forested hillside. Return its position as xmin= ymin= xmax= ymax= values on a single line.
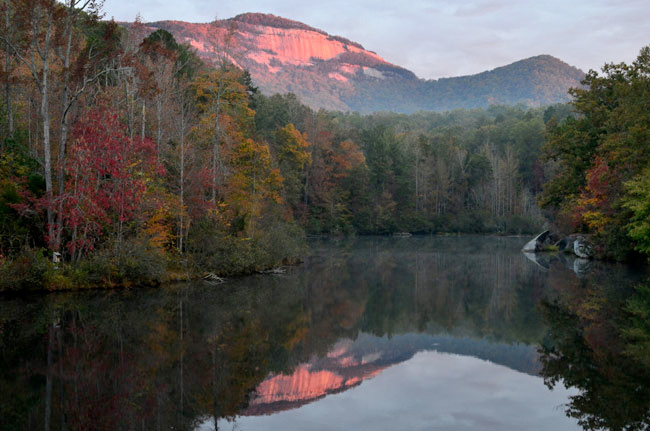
xmin=0 ymin=1 xmax=562 ymax=290
xmin=141 ymin=13 xmax=585 ymax=113
xmin=10 ymin=0 xmax=645 ymax=291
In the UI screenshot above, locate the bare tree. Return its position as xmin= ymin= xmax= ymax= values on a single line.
xmin=53 ymin=0 xmax=103 ymax=250
xmin=1 ymin=0 xmax=15 ymax=140
xmin=3 ymin=0 xmax=58 ymax=245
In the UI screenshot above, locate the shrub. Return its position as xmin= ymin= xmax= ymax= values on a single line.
xmin=0 ymin=248 xmax=54 ymax=291
xmin=79 ymin=239 xmax=166 ymax=287
xmin=187 ymin=218 xmax=307 ymax=276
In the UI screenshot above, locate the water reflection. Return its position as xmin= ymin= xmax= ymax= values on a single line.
xmin=538 ymin=258 xmax=650 ymax=431
xmin=0 ymin=236 xmax=647 ymax=430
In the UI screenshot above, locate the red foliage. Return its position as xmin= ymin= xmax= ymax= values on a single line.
xmin=59 ymin=107 xmax=160 ymax=256
xmin=573 ymin=156 xmax=619 ymax=232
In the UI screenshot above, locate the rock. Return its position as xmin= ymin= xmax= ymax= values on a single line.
xmin=522 ymin=251 xmax=550 ymax=270
xmin=573 ymin=235 xmax=593 ymax=259
xmin=555 ymin=236 xmax=576 ymax=253
xmin=204 ymin=273 xmax=225 ymax=284
xmin=522 ymin=230 xmax=550 ymax=253
xmin=573 ymin=258 xmax=592 ymax=277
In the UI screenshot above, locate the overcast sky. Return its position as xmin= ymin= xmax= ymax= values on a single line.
xmin=103 ymin=0 xmax=650 ymax=80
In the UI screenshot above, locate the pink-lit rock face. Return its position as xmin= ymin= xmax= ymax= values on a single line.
xmin=127 ymin=14 xmax=583 ymax=112
xmin=249 ymin=26 xmax=385 ymax=66
xmin=329 ymin=73 xmax=349 ymax=82
xmin=139 ymin=14 xmax=407 ymax=110
xmin=243 ymin=338 xmax=389 ymax=416
xmin=250 ymin=365 xmax=347 ymax=405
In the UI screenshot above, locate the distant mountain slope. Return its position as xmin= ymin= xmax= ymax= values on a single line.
xmin=139 ymin=13 xmax=584 ymax=113
xmin=347 ymin=54 xmax=586 ymax=112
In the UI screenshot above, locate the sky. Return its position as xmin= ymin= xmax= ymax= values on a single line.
xmin=102 ymin=0 xmax=650 ymax=80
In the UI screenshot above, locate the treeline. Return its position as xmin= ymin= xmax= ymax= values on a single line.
xmin=0 ymin=0 xmax=558 ymax=289
xmin=539 ymin=46 xmax=650 ymax=260
xmin=0 ymin=0 xmax=306 ymax=289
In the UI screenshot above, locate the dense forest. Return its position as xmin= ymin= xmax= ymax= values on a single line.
xmin=0 ymin=0 xmax=565 ymax=290
xmin=1 ymin=0 xmax=649 ymax=290
xmin=539 ymin=46 xmax=650 ymax=260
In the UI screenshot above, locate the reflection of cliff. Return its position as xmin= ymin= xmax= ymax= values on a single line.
xmin=244 ymin=331 xmax=541 ymax=417
xmin=2 ymin=236 xmax=617 ymax=429
xmin=244 ymin=353 xmax=386 ymax=415
xmin=243 ymin=336 xmax=390 ymax=416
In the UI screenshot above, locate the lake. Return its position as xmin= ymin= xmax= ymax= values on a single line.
xmin=2 ymin=236 xmax=649 ymax=430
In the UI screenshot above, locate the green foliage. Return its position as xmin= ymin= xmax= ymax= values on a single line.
xmin=0 ymin=137 xmax=45 ymax=255
xmin=540 ymin=46 xmax=650 ymax=259
xmin=0 ymin=248 xmax=54 ymax=291
xmin=79 ymin=239 xmax=167 ymax=287
xmin=186 ymin=217 xmax=306 ymax=276
xmin=623 ymin=170 xmax=650 ymax=257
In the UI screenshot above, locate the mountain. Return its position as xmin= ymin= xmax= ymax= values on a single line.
xmin=140 ymin=13 xmax=585 ymax=113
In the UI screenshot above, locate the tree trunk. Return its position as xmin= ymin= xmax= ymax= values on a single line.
xmin=141 ymin=100 xmax=146 ymax=141
xmin=211 ymin=93 xmax=221 ymax=203
xmin=3 ymin=0 xmax=13 ymax=139
xmin=44 ymin=323 xmax=54 ymax=431
xmin=156 ymin=96 xmax=162 ymax=157
xmin=40 ymin=6 xmax=54 ymax=247
xmin=179 ymin=102 xmax=185 ymax=253
xmin=55 ymin=3 xmax=76 ymax=251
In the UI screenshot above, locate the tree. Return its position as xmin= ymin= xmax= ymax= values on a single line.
xmin=540 ymin=46 xmax=650 ymax=259
xmin=622 ymin=169 xmax=650 ymax=257
xmin=192 ymin=67 xmax=251 ymax=203
xmin=61 ymin=106 xmax=159 ymax=259
xmin=275 ymin=123 xmax=311 ymax=213
xmin=5 ymin=0 xmax=60 ymax=246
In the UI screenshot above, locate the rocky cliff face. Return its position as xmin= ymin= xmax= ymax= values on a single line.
xmin=145 ymin=13 xmax=412 ymax=111
xmin=140 ymin=13 xmax=585 ymax=113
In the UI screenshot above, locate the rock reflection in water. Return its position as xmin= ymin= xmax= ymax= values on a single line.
xmin=0 ymin=236 xmax=644 ymax=430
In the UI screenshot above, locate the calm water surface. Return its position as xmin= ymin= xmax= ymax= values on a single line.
xmin=2 ymin=236 xmax=649 ymax=430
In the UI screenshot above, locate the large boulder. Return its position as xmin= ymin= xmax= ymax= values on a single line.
xmin=522 ymin=230 xmax=550 ymax=253
xmin=573 ymin=235 xmax=593 ymax=259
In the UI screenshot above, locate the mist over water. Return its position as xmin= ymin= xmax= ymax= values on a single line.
xmin=2 ymin=236 xmax=647 ymax=430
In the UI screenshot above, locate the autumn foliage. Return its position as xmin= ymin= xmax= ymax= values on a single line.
xmin=60 ymin=107 xmax=160 ymax=258
xmin=541 ymin=46 xmax=650 ymax=260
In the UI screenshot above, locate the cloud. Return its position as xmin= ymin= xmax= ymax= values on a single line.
xmin=102 ymin=0 xmax=650 ymax=79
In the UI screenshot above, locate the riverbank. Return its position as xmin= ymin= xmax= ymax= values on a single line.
xmin=0 ymin=230 xmax=581 ymax=293
xmin=0 ymin=235 xmax=306 ymax=293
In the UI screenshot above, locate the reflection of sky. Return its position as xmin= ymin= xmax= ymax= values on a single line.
xmin=103 ymin=0 xmax=650 ymax=79
xmin=200 ymin=351 xmax=579 ymax=431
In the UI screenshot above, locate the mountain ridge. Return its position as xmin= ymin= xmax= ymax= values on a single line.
xmin=136 ymin=13 xmax=585 ymax=113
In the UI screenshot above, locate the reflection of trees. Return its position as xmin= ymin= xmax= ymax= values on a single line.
xmin=349 ymin=236 xmax=547 ymax=343
xmin=539 ymin=265 xmax=650 ymax=431
xmin=1 ymin=236 xmax=553 ymax=429
xmin=0 ymin=259 xmax=371 ymax=430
